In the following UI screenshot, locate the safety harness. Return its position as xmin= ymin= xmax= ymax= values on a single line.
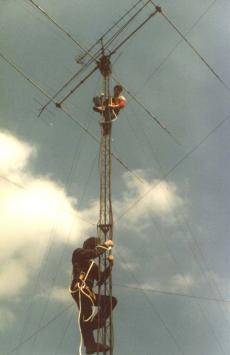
xmin=69 ymin=260 xmax=97 ymax=355
xmin=69 ymin=244 xmax=110 ymax=355
xmin=70 ymin=259 xmax=97 ymax=316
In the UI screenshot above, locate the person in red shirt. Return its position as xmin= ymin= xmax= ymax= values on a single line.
xmin=70 ymin=237 xmax=117 ymax=354
xmin=93 ymin=84 xmax=127 ymax=119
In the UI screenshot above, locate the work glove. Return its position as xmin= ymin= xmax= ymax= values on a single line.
xmin=104 ymin=240 xmax=114 ymax=248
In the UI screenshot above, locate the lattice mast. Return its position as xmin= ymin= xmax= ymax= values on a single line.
xmin=97 ymin=53 xmax=114 ymax=355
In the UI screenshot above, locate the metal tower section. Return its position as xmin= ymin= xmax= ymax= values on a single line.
xmin=97 ymin=54 xmax=114 ymax=355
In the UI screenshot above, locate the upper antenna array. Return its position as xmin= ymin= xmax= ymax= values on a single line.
xmin=37 ymin=0 xmax=161 ymax=114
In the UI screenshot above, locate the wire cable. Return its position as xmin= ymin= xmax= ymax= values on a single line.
xmin=53 ymin=312 xmax=75 ymax=355
xmin=77 ymin=0 xmax=148 ymax=64
xmin=22 ymin=0 xmax=176 ymax=146
xmin=0 ymin=51 xmax=144 ymax=184
xmin=142 ymin=0 xmax=218 ymax=88
xmin=53 ymin=3 xmax=157 ymax=107
xmin=26 ymin=0 xmax=146 ymax=65
xmin=119 ymin=84 xmax=230 ymax=344
xmin=100 ymin=0 xmax=152 ymax=54
xmin=112 ymin=73 xmax=182 ymax=145
xmin=25 ymin=0 xmax=92 ymax=59
xmin=120 ymin=104 xmax=230 ymax=354
xmin=0 ymin=175 xmax=27 ymax=190
xmin=4 ymin=2 xmax=229 ymax=354
xmin=26 ymin=0 xmax=150 ymax=114
xmin=115 ymin=284 xmax=230 ymax=303
xmin=30 ymin=152 xmax=99 ymax=354
xmin=13 ymin=97 xmax=99 ymax=352
xmin=4 ymin=304 xmax=73 ymax=355
xmin=38 ymin=61 xmax=96 ymax=117
xmin=114 ymin=110 xmax=230 ymax=222
xmin=118 ymin=253 xmax=186 ymax=355
xmin=57 ymin=65 xmax=98 ymax=106
xmin=109 ymin=8 xmax=159 ymax=57
xmin=4 ymin=49 xmax=229 ymax=333
xmin=117 ymin=247 xmax=228 ymax=354
xmin=1 ymin=157 xmax=93 ymax=354
xmin=150 ymin=1 xmax=230 ymax=93
xmin=24 ymin=0 xmax=223 ymax=151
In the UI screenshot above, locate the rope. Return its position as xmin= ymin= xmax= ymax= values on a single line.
xmin=69 ymin=260 xmax=95 ymax=294
xmin=77 ymin=291 xmax=83 ymax=355
xmin=76 ymin=286 xmax=96 ymax=355
xmin=70 ymin=260 xmax=97 ymax=354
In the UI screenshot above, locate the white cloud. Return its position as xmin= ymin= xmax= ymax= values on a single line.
xmin=113 ymin=171 xmax=184 ymax=226
xmin=0 ymin=131 xmax=92 ymax=304
xmin=0 ymin=131 xmax=36 ymax=174
xmin=81 ymin=170 xmax=185 ymax=231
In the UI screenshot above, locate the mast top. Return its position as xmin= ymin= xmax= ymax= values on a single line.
xmin=98 ymin=55 xmax=112 ymax=77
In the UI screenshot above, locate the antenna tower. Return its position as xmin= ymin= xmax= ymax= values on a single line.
xmin=96 ymin=48 xmax=114 ymax=355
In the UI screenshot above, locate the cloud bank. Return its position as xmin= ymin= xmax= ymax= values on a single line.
xmin=0 ymin=131 xmax=90 ymax=304
xmin=0 ymin=130 xmax=185 ymax=326
xmin=113 ymin=170 xmax=184 ymax=228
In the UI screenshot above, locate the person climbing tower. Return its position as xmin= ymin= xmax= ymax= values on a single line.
xmin=93 ymin=85 xmax=126 ymax=135
xmin=70 ymin=237 xmax=117 ymax=354
xmin=110 ymin=84 xmax=127 ymax=117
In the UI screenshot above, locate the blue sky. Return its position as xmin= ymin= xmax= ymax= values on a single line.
xmin=1 ymin=0 xmax=230 ymax=354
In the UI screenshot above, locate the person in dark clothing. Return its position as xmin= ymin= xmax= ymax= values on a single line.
xmin=70 ymin=237 xmax=117 ymax=354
